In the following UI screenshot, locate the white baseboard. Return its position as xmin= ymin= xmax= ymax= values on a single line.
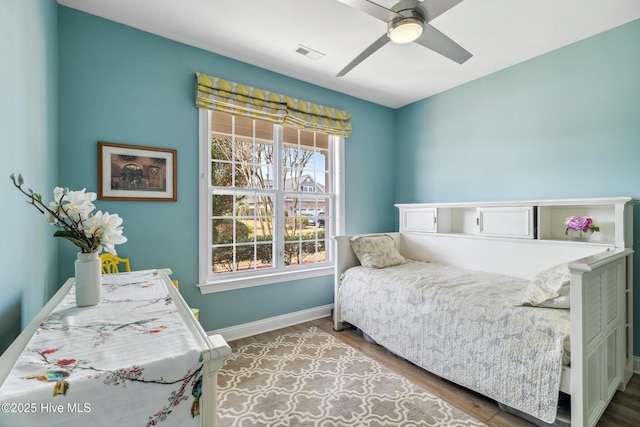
xmin=634 ymin=355 xmax=640 ymax=374
xmin=207 ymin=304 xmax=333 ymax=342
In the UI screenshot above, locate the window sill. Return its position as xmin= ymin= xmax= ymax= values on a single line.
xmin=197 ymin=265 xmax=334 ymax=294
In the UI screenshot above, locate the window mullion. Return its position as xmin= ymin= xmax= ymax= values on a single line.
xmin=273 ymin=125 xmax=285 ymax=268
xmin=332 ymin=136 xmax=344 ymax=238
xmin=231 ymin=116 xmax=237 ymax=188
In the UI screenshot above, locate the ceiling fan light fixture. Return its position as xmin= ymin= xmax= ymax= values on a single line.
xmin=388 ymin=17 xmax=424 ymax=44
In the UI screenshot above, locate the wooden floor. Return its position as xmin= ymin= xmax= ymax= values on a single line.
xmin=228 ymin=317 xmax=640 ymax=427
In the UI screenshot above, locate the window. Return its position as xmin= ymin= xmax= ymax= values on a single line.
xmin=198 ymin=110 xmax=344 ymax=292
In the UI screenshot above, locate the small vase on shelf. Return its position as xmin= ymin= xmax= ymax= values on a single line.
xmin=75 ymin=252 xmax=102 ymax=307
xmin=569 ymin=229 xmax=592 ymax=242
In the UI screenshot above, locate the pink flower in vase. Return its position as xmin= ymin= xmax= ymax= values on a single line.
xmin=565 ymin=216 xmax=600 ymax=238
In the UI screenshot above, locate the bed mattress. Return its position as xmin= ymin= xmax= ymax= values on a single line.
xmin=339 ymin=260 xmax=570 ymax=423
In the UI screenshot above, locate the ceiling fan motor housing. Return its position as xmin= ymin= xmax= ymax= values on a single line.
xmin=387 ymin=8 xmax=425 ymax=43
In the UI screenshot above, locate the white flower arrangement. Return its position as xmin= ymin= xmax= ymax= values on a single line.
xmin=10 ymin=173 xmax=127 ymax=254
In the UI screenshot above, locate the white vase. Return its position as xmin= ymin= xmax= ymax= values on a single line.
xmin=75 ymin=252 xmax=102 ymax=306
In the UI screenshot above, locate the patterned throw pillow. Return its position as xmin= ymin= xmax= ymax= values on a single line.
xmin=521 ymin=263 xmax=571 ymax=308
xmin=349 ymin=234 xmax=407 ymax=269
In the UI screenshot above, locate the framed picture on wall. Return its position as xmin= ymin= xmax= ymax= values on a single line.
xmin=98 ymin=141 xmax=177 ymax=201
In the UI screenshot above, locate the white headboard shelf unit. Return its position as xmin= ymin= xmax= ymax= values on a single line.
xmin=396 ymin=197 xmax=635 ymax=248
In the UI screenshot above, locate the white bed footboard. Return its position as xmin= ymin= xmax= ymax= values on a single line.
xmin=569 ymin=248 xmax=632 ymax=427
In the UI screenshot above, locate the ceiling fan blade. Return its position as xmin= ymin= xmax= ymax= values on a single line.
xmin=336 ymin=33 xmax=390 ymax=77
xmin=415 ymin=0 xmax=464 ymax=22
xmin=335 ymin=0 xmax=401 ymax=22
xmin=414 ymin=23 xmax=471 ymax=64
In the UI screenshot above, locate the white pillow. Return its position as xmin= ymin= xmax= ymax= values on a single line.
xmin=521 ymin=263 xmax=571 ymax=308
xmin=349 ymin=234 xmax=406 ymax=269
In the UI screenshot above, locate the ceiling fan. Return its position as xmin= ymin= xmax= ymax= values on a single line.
xmin=336 ymin=0 xmax=472 ymax=77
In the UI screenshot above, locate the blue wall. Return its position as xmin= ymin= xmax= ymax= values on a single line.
xmin=57 ymin=7 xmax=397 ymax=332
xmin=395 ymin=20 xmax=640 ymax=203
xmin=395 ymin=19 xmax=640 ymax=355
xmin=3 ymin=4 xmax=639 ymax=360
xmin=0 ymin=0 xmax=59 ymax=354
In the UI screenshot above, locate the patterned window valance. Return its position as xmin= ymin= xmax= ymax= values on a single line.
xmin=195 ymin=72 xmax=352 ymax=137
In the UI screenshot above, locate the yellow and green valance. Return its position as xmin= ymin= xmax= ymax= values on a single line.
xmin=195 ymin=72 xmax=352 ymax=137
xmin=195 ymin=72 xmax=287 ymax=123
xmin=283 ymin=96 xmax=351 ymax=137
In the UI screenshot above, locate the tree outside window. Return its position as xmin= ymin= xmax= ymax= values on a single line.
xmin=206 ymin=112 xmax=331 ymax=277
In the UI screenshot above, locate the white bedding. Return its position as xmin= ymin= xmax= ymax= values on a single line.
xmin=338 ymin=260 xmax=570 ymax=423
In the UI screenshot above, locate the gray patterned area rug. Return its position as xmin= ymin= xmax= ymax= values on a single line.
xmin=217 ymin=327 xmax=486 ymax=426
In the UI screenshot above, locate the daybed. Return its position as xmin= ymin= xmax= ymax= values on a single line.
xmin=333 ymin=198 xmax=635 ymax=427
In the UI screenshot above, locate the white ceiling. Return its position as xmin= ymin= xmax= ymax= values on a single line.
xmin=57 ymin=0 xmax=640 ymax=109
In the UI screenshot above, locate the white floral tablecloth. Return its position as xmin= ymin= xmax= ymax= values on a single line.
xmin=0 ymin=270 xmax=204 ymax=427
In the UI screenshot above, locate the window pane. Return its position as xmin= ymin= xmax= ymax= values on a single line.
xmin=233 ymin=138 xmax=254 ymax=189
xmin=285 ymin=211 xmax=302 ymax=236
xmin=313 ymin=150 xmax=328 ymax=187
xmin=211 ymin=160 xmax=232 ymax=187
xmin=315 ymin=132 xmax=329 ymax=150
xmin=211 ymin=136 xmax=231 ymax=158
xmin=212 ymin=219 xmax=250 ymax=244
xmin=212 ymin=219 xmax=227 ymax=245
xmin=255 ymin=118 xmax=273 ymax=140
xmin=254 ymin=193 xmax=275 ymax=227
xmin=235 ymin=243 xmax=255 ymax=270
xmin=284 ymin=242 xmax=300 ymax=266
xmin=234 ymin=138 xmax=253 ymax=162
xmin=256 ymin=242 xmax=273 ymax=269
xmin=282 ymin=145 xmax=313 ymax=190
xmin=253 ymin=141 xmax=274 ymax=189
xmin=210 ymin=111 xmax=232 ymax=134
xmin=235 ymin=116 xmax=254 ymax=137
xmin=212 ymin=245 xmax=234 ymax=273
xmin=282 ymin=126 xmax=298 ymax=144
xmin=301 ymin=239 xmax=320 ymax=264
xmin=212 ymin=194 xmax=233 ymax=217
xmin=299 ymin=129 xmax=315 ymax=147
xmin=235 ymin=196 xmax=253 ymax=219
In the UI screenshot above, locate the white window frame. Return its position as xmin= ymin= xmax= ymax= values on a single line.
xmin=197 ymin=109 xmax=345 ymax=294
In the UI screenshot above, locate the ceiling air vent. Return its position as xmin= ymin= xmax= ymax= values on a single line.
xmin=294 ymin=45 xmax=325 ymax=61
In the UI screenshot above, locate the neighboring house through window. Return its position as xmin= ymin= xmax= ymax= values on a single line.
xmin=198 ymin=110 xmax=345 ymax=292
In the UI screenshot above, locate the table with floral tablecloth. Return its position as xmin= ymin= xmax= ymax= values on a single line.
xmin=0 ymin=270 xmax=215 ymax=427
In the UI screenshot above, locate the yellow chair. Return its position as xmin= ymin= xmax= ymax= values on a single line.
xmin=100 ymin=254 xmax=131 ymax=274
